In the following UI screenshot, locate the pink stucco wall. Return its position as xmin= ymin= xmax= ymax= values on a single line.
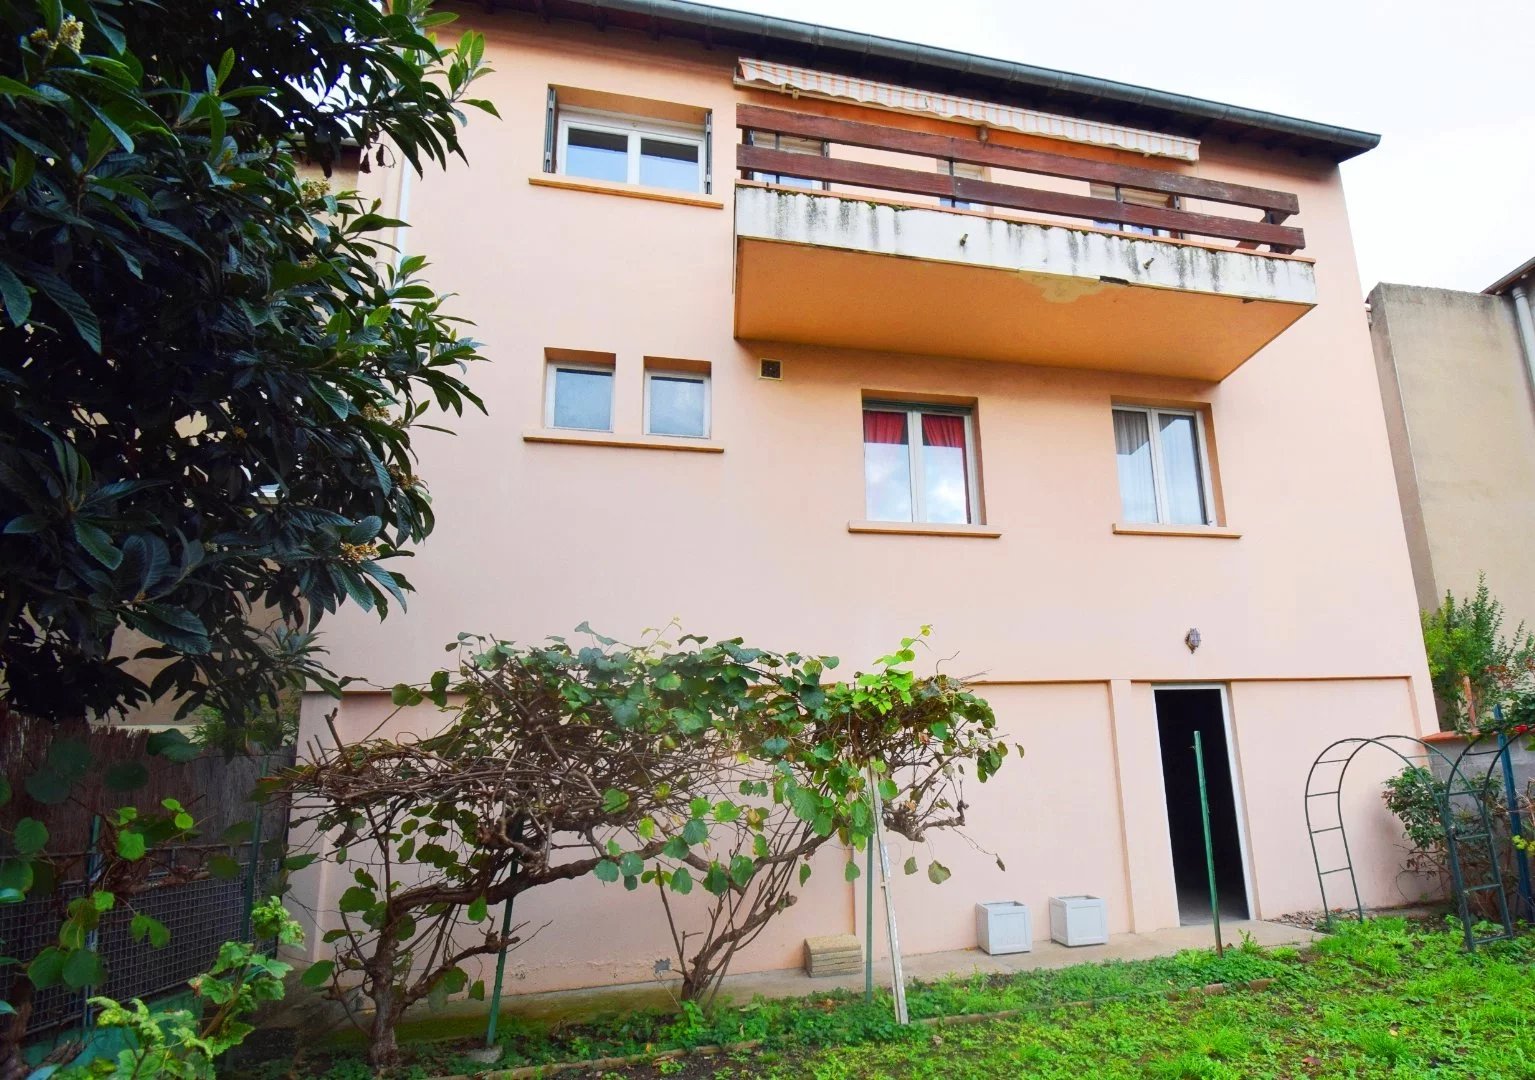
xmin=290 ymin=12 xmax=1435 ymax=994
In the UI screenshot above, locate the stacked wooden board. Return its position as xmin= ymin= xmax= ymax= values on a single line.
xmin=803 ymin=934 xmax=862 ymax=977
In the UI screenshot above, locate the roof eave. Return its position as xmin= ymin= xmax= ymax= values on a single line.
xmin=487 ymin=0 xmax=1381 ymax=162
xmin=1485 ymin=256 xmax=1535 ymax=296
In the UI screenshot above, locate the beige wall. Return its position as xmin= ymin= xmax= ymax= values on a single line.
xmin=289 ymin=12 xmax=1435 ymax=991
xmin=1370 ymin=282 xmax=1535 ymax=630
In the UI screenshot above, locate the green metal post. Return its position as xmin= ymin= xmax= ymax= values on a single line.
xmin=80 ymin=815 xmax=102 ymax=1035
xmin=484 ymin=895 xmax=515 ymax=1047
xmin=1193 ymin=731 xmax=1224 ymax=957
xmin=864 ymin=781 xmax=875 ymax=1003
xmin=485 ymin=816 xmax=524 ymax=1049
xmin=241 ymin=755 xmax=269 ymax=942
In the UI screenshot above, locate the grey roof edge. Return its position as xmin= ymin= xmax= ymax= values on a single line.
xmin=1485 ymin=256 xmax=1535 ymax=296
xmin=557 ymin=0 xmax=1381 ymax=161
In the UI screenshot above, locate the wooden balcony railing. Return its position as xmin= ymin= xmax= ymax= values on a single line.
xmin=735 ymin=104 xmax=1304 ymax=254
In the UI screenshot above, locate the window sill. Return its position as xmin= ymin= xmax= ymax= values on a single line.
xmin=523 ymin=429 xmax=724 ymax=453
xmin=1112 ymin=522 xmax=1241 ymax=539
xmin=528 ymin=174 xmax=725 ymax=209
xmin=848 ymin=520 xmax=1001 ymax=539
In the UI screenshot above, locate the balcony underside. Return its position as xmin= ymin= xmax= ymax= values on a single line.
xmin=734 ymin=187 xmax=1317 ymax=381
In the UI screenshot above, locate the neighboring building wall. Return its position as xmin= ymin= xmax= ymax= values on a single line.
xmin=288 ymin=12 xmax=1435 ymax=993
xmin=1369 ymin=282 xmax=1535 ymax=629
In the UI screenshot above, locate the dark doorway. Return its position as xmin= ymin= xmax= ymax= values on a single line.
xmin=1154 ymin=688 xmax=1249 ymax=924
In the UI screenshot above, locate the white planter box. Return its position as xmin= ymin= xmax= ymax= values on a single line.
xmin=974 ymin=902 xmax=1032 ymax=955
xmin=1049 ymin=895 xmax=1108 ymax=947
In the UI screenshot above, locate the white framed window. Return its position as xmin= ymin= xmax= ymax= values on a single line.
xmin=939 ymin=159 xmax=985 ymax=209
xmin=1091 ymin=183 xmax=1177 ymax=237
xmin=747 ymin=131 xmax=828 ymax=189
xmin=1112 ymin=405 xmax=1213 ymax=526
xmin=545 ymin=361 xmax=615 ymax=431
xmin=644 ymin=369 xmax=710 ymax=438
xmin=863 ymin=402 xmax=979 ymax=525
xmin=557 ymin=108 xmax=705 ymax=193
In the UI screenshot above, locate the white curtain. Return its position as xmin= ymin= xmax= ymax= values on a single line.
xmin=1113 ymin=410 xmax=1157 ymax=523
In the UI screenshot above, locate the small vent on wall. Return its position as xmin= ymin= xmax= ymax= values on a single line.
xmin=760 ymin=358 xmax=783 ymax=380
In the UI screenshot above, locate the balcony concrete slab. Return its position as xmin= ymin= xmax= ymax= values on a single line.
xmin=735 ymin=185 xmax=1318 ymax=381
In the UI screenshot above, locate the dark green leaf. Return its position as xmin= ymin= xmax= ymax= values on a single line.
xmin=62 ymin=948 xmax=106 ymax=989
xmin=0 ymin=263 xmax=30 ymax=325
xmin=338 ymin=886 xmax=374 ymax=913
xmin=28 ymin=948 xmax=66 ymax=990
xmin=30 ymin=269 xmax=101 ymax=353
xmin=131 ymin=913 xmax=170 ymax=948
xmin=13 ymin=819 xmax=47 ymax=856
xmin=146 ymin=729 xmax=201 ymax=763
xmin=24 ymin=770 xmax=69 ymax=806
xmin=300 ymin=960 xmax=334 ymax=988
xmin=46 ymin=739 xmax=91 ymax=779
xmin=104 ymin=762 xmax=150 ymax=792
xmin=0 ymin=860 xmax=34 ymax=894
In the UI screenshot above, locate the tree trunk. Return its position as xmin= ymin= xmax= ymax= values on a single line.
xmin=0 ymin=985 xmax=35 ymax=1080
xmin=365 ymin=941 xmax=401 ymax=1070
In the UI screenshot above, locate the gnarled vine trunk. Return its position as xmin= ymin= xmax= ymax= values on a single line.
xmin=365 ymin=939 xmax=400 ymax=1070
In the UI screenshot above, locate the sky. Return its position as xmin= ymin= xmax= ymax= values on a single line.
xmin=713 ymin=0 xmax=1534 ymax=294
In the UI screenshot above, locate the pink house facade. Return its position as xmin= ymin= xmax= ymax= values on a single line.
xmin=294 ymin=0 xmax=1434 ymax=994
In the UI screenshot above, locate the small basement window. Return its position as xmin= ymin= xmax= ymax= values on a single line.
xmin=1113 ymin=405 xmax=1213 ymax=526
xmin=545 ymin=352 xmax=616 ymax=431
xmin=863 ymin=402 xmax=979 ymax=525
xmin=556 ymin=107 xmax=707 ymax=193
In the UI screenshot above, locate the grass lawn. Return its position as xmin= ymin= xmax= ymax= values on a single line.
xmin=261 ymin=919 xmax=1535 ymax=1079
xmin=569 ymin=919 xmax=1535 ymax=1080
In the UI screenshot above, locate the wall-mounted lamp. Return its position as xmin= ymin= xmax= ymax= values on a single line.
xmin=1185 ymin=628 xmax=1202 ymax=654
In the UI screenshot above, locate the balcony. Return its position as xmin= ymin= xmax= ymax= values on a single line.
xmin=733 ymin=105 xmax=1317 ymax=381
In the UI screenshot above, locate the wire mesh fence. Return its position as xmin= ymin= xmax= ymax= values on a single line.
xmin=0 ymin=724 xmax=295 ymax=1039
xmin=0 ymin=857 xmax=284 ymax=1036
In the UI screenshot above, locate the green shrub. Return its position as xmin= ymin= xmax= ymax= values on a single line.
xmin=1421 ymin=574 xmax=1535 ymax=728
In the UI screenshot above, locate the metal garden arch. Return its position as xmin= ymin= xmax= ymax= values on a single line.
xmin=1445 ymin=729 xmax=1535 ymax=922
xmin=1305 ymin=735 xmax=1514 ymax=950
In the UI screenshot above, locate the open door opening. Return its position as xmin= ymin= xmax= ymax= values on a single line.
xmin=1154 ymin=687 xmax=1249 ymax=924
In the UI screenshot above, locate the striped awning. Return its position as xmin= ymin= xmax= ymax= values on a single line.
xmin=735 ymin=59 xmax=1200 ymax=163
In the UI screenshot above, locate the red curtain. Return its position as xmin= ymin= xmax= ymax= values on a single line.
xmin=923 ymin=413 xmax=970 ymax=521
xmin=922 ymin=413 xmax=965 ymax=449
xmin=863 ymin=410 xmax=908 ymax=444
